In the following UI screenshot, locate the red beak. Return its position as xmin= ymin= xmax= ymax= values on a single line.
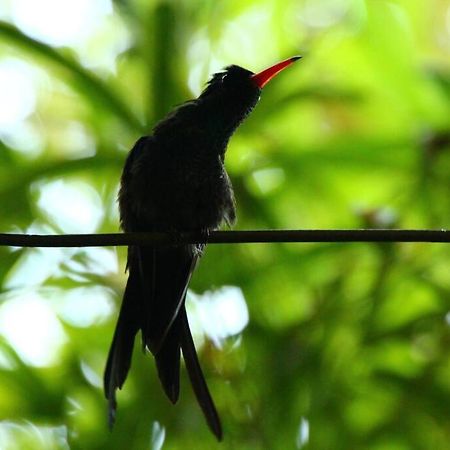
xmin=251 ymin=56 xmax=301 ymax=89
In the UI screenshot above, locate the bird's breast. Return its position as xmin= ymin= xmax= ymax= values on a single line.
xmin=127 ymin=151 xmax=235 ymax=232
xmin=172 ymin=158 xmax=235 ymax=230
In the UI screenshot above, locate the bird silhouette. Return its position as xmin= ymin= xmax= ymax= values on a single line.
xmin=104 ymin=56 xmax=301 ymax=440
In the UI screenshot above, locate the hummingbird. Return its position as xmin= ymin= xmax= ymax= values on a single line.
xmin=104 ymin=56 xmax=301 ymax=440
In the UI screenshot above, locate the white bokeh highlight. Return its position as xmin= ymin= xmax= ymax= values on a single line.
xmin=296 ymin=417 xmax=310 ymax=448
xmin=188 ymin=286 xmax=249 ymax=348
xmin=0 ymin=292 xmax=67 ymax=367
xmin=0 ymin=59 xmax=36 ymax=129
xmin=36 ymin=179 xmax=104 ymax=233
xmin=55 ymin=286 xmax=115 ymax=328
xmin=11 ymin=0 xmax=113 ymax=47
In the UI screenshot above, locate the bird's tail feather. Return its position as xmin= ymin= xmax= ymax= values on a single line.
xmin=180 ymin=308 xmax=223 ymax=441
xmin=103 ymin=266 xmax=141 ymax=427
xmin=155 ymin=314 xmax=181 ymax=403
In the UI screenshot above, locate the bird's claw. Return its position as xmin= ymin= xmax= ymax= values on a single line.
xmin=197 ymin=229 xmax=210 ymax=253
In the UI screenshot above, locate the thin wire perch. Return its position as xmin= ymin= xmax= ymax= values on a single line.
xmin=0 ymin=229 xmax=448 ymax=248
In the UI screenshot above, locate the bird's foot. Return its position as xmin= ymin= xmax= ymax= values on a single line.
xmin=197 ymin=228 xmax=210 ymax=253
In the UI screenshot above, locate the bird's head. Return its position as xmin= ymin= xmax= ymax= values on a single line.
xmin=197 ymin=57 xmax=301 ymax=136
xmin=199 ymin=56 xmax=301 ymax=103
xmin=199 ymin=65 xmax=258 ymax=101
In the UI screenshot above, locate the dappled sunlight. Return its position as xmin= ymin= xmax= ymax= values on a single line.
xmin=151 ymin=421 xmax=166 ymax=450
xmin=7 ymin=0 xmax=130 ymax=73
xmin=0 ymin=57 xmax=50 ymax=157
xmin=250 ymin=167 xmax=286 ymax=196
xmin=221 ymin=6 xmax=279 ymax=65
xmin=296 ymin=417 xmax=309 ymax=449
xmin=10 ymin=0 xmax=112 ymax=48
xmin=1 ymin=120 xmax=45 ymax=158
xmin=0 ymin=422 xmax=69 ymax=450
xmin=187 ymin=31 xmax=211 ymax=96
xmin=54 ymin=286 xmax=115 ymax=328
xmin=5 ymin=247 xmax=74 ymax=289
xmin=35 ymin=179 xmax=104 ymax=233
xmin=54 ymin=122 xmax=97 ymax=159
xmin=0 ymin=292 xmax=67 ymax=367
xmin=80 ymin=360 xmax=103 ymax=389
xmin=187 ymin=286 xmax=249 ymax=349
xmin=298 ymin=0 xmax=356 ymax=29
xmin=65 ymin=247 xmax=119 ymax=279
xmin=0 ymin=59 xmax=36 ymax=129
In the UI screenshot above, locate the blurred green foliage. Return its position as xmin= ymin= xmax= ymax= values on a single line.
xmin=0 ymin=0 xmax=449 ymax=449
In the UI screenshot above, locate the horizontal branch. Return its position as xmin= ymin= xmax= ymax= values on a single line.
xmin=0 ymin=229 xmax=448 ymax=248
